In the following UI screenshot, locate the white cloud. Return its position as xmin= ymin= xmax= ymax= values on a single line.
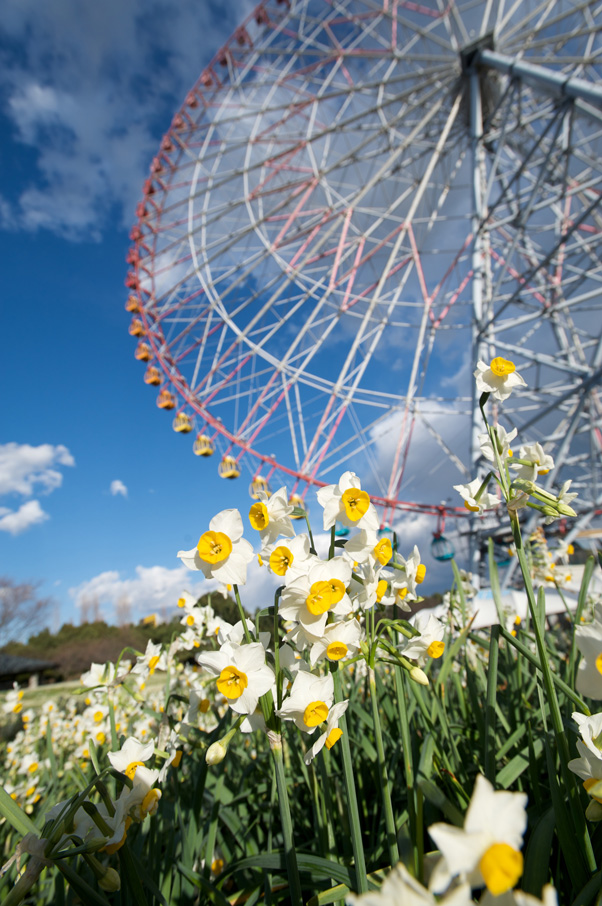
xmin=0 ymin=0 xmax=254 ymax=238
xmin=68 ymin=544 xmax=284 ymax=626
xmin=0 ymin=442 xmax=75 ymax=497
xmin=0 ymin=442 xmax=74 ymax=535
xmin=0 ymin=499 xmax=50 ymax=535
xmin=70 ymin=564 xmax=206 ymax=623
xmin=110 ymin=479 xmax=128 ymax=498
xmin=367 ymin=402 xmax=470 ymax=504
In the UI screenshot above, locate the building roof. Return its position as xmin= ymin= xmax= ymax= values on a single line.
xmin=0 ymin=653 xmax=59 ymax=676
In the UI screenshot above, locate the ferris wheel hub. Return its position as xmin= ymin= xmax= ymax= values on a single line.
xmin=459 ymin=33 xmax=495 ymax=74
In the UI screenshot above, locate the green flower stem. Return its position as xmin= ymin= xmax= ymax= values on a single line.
xmin=304 ymin=511 xmax=316 ymax=554
xmin=270 ymin=741 xmax=303 ymax=906
xmin=395 ymin=666 xmax=422 ymax=880
xmin=233 ymin=584 xmax=253 ymax=643
xmin=331 ymin=663 xmax=368 ymax=893
xmin=328 ymin=524 xmax=336 ymax=560
xmin=368 ymin=667 xmax=399 ymax=868
xmin=1 ymin=856 xmax=47 ymax=906
xmin=273 ymin=587 xmax=283 ymax=710
xmin=511 ymin=515 xmax=597 ymax=875
xmin=484 ymin=624 xmax=500 ymax=783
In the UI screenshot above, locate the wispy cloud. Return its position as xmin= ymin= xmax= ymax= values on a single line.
xmin=0 ymin=0 xmax=253 ymax=239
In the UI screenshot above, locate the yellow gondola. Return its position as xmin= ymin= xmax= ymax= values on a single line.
xmin=250 ymin=476 xmax=270 ymax=499
xmin=125 ymin=295 xmax=140 ymax=313
xmin=157 ymin=389 xmax=176 ymax=410
xmin=173 ymin=413 xmax=193 ymax=434
xmin=219 ymin=456 xmax=240 ymax=479
xmin=134 ymin=342 xmax=151 ymax=361
xmin=144 ymin=366 xmax=162 ymax=386
xmin=128 ymin=318 xmax=144 ymax=337
xmin=193 ymin=434 xmax=214 ymax=456
xmin=288 ymin=493 xmax=306 ymax=518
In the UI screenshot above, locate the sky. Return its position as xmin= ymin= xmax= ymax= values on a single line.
xmin=0 ymin=0 xmax=491 ymax=636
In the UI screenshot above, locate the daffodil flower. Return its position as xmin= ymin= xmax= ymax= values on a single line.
xmin=197 ymin=641 xmax=274 ymax=715
xmin=108 ymin=737 xmax=156 ymax=786
xmin=571 ymin=711 xmax=602 ymax=761
xmin=478 ymin=425 xmax=517 ymax=464
xmin=574 ymin=604 xmax=602 ymax=700
xmin=131 ymin=640 xmax=167 ymax=677
xmin=568 ymin=711 xmax=602 ymax=820
xmin=279 ymin=558 xmax=353 ymax=638
xmin=454 ymin=477 xmax=500 ymax=513
xmin=308 ymin=617 xmax=363 ymax=667
xmin=401 ymin=613 xmax=446 ymax=663
xmin=276 ymin=671 xmax=335 ymax=734
xmin=395 ymin=545 xmax=427 ymax=598
xmin=248 ymin=486 xmax=295 ymax=546
xmin=349 ymin=560 xmax=388 ymax=611
xmin=343 ymin=530 xmax=393 ymax=568
xmin=347 ymin=861 xmax=473 ymax=905
xmin=304 ymin=700 xmax=349 ymax=764
xmin=80 ymin=662 xmax=117 ymax=688
xmin=317 ymin=471 xmax=379 ymax=533
xmin=510 ymin=442 xmax=554 ymax=482
xmin=178 ymin=508 xmax=254 ymax=585
xmin=475 ymin=358 xmax=527 ymax=401
xmin=263 ymin=533 xmax=313 ymax=580
xmin=429 ymin=774 xmax=528 ymax=896
xmin=480 ymin=885 xmax=559 ymax=906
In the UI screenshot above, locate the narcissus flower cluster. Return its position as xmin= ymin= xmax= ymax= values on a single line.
xmin=454 ymin=358 xmax=578 ymax=524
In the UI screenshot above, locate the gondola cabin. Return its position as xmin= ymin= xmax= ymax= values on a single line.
xmin=173 ymin=413 xmax=193 ymax=434
xmin=288 ymin=493 xmax=305 ymax=518
xmin=144 ymin=366 xmax=162 ymax=386
xmin=219 ymin=456 xmax=240 ymax=479
xmin=250 ymin=476 xmax=270 ymax=498
xmin=193 ymin=434 xmax=214 ymax=457
xmin=157 ymin=389 xmax=176 ymax=410
xmin=129 ymin=318 xmax=144 ymax=337
xmin=134 ymin=342 xmax=151 ymax=362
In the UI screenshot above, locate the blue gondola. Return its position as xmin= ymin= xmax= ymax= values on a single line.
xmin=431 ymin=533 xmax=455 ymax=562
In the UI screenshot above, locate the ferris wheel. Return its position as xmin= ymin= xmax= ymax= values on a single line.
xmin=125 ymin=0 xmax=602 ymax=540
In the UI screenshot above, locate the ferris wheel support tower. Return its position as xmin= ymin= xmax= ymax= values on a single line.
xmin=464 ymin=39 xmax=602 ymax=580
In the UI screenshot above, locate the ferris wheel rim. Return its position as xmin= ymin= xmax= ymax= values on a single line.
xmin=127 ymin=0 xmax=602 ymax=524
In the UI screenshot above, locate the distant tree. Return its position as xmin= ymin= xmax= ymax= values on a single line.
xmin=115 ymin=594 xmax=132 ymax=627
xmin=0 ymin=577 xmax=52 ymax=644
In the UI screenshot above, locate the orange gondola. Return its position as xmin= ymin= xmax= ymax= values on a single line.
xmin=134 ymin=342 xmax=151 ymax=362
xmin=157 ymin=389 xmax=176 ymax=410
xmin=128 ymin=318 xmax=144 ymax=337
xmin=144 ymin=366 xmax=162 ymax=386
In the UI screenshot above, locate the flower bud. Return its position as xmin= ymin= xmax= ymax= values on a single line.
xmin=205 ymin=741 xmax=227 ymax=765
xmin=557 ymin=502 xmax=577 ymax=517
xmin=98 ymin=868 xmax=121 ymax=892
xmin=409 ymin=666 xmax=429 ymax=686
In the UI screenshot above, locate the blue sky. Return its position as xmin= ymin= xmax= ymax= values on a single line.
xmin=0 ymin=0 xmax=280 ymax=633
xmin=3 ymin=0 xmax=600 ymax=635
xmin=0 ymin=0 xmax=484 ymax=634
